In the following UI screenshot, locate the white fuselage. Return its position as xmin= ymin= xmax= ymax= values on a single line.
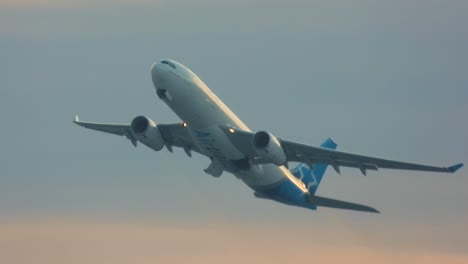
xmin=151 ymin=59 xmax=307 ymax=193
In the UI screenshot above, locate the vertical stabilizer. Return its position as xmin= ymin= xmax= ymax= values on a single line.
xmin=290 ymin=138 xmax=337 ymax=194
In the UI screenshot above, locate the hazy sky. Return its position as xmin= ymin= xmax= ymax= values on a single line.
xmin=1 ymin=1 xmax=468 ymax=263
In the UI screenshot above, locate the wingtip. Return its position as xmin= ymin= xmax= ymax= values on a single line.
xmin=73 ymin=115 xmax=80 ymax=123
xmin=447 ymin=163 xmax=464 ymax=173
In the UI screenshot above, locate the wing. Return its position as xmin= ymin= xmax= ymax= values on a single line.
xmin=73 ymin=115 xmax=199 ymax=153
xmin=219 ymin=125 xmax=463 ymax=175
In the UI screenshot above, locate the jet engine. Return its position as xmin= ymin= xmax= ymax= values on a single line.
xmin=252 ymin=131 xmax=287 ymax=166
xmin=130 ymin=116 xmax=165 ymax=151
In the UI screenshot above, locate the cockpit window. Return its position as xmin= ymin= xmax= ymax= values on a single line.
xmin=161 ymin=60 xmax=176 ymax=69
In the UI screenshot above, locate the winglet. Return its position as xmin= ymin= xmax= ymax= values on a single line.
xmin=74 ymin=115 xmax=80 ymax=123
xmin=446 ymin=163 xmax=464 ymax=173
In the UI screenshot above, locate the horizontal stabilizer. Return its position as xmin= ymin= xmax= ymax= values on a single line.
xmin=307 ymin=195 xmax=380 ymax=213
xmin=446 ymin=163 xmax=463 ymax=173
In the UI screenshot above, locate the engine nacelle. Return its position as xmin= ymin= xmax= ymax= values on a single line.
xmin=130 ymin=116 xmax=165 ymax=151
xmin=252 ymin=131 xmax=287 ymax=166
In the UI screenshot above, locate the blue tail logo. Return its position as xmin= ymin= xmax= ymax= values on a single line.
xmin=290 ymin=138 xmax=337 ymax=194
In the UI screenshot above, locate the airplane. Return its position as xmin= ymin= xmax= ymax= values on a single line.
xmin=74 ymin=59 xmax=463 ymax=213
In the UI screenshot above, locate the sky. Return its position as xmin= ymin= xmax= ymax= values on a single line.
xmin=1 ymin=0 xmax=468 ymax=263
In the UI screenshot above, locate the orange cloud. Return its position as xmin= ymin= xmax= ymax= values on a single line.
xmin=0 ymin=219 xmax=466 ymax=264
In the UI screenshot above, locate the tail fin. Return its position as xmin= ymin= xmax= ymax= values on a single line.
xmin=290 ymin=138 xmax=337 ymax=194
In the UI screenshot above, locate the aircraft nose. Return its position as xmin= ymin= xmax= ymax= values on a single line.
xmin=151 ymin=61 xmax=173 ymax=100
xmin=151 ymin=62 xmax=158 ymax=74
xmin=151 ymin=62 xmax=165 ymax=88
xmin=152 ymin=59 xmax=182 ymax=90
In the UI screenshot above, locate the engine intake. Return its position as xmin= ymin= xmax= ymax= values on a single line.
xmin=131 ymin=116 xmax=150 ymax=134
xmin=252 ymin=131 xmax=287 ymax=166
xmin=253 ymin=131 xmax=271 ymax=149
xmin=130 ymin=116 xmax=165 ymax=151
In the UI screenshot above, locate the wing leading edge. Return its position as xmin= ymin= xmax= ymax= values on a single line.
xmin=219 ymin=125 xmax=463 ymax=175
xmin=73 ymin=115 xmax=199 ymax=152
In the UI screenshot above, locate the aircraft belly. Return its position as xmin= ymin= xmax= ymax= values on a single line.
xmin=159 ymin=70 xmax=307 ymax=200
xmin=241 ymin=165 xmax=309 ymax=206
xmin=189 ymin=125 xmax=245 ymax=161
xmin=238 ymin=164 xmax=307 ymax=192
xmin=238 ymin=164 xmax=286 ymax=188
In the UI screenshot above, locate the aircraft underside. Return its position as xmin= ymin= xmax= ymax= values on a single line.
xmin=74 ymin=59 xmax=463 ymax=214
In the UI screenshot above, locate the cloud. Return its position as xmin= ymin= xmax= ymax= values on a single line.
xmin=0 ymin=219 xmax=467 ymax=264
